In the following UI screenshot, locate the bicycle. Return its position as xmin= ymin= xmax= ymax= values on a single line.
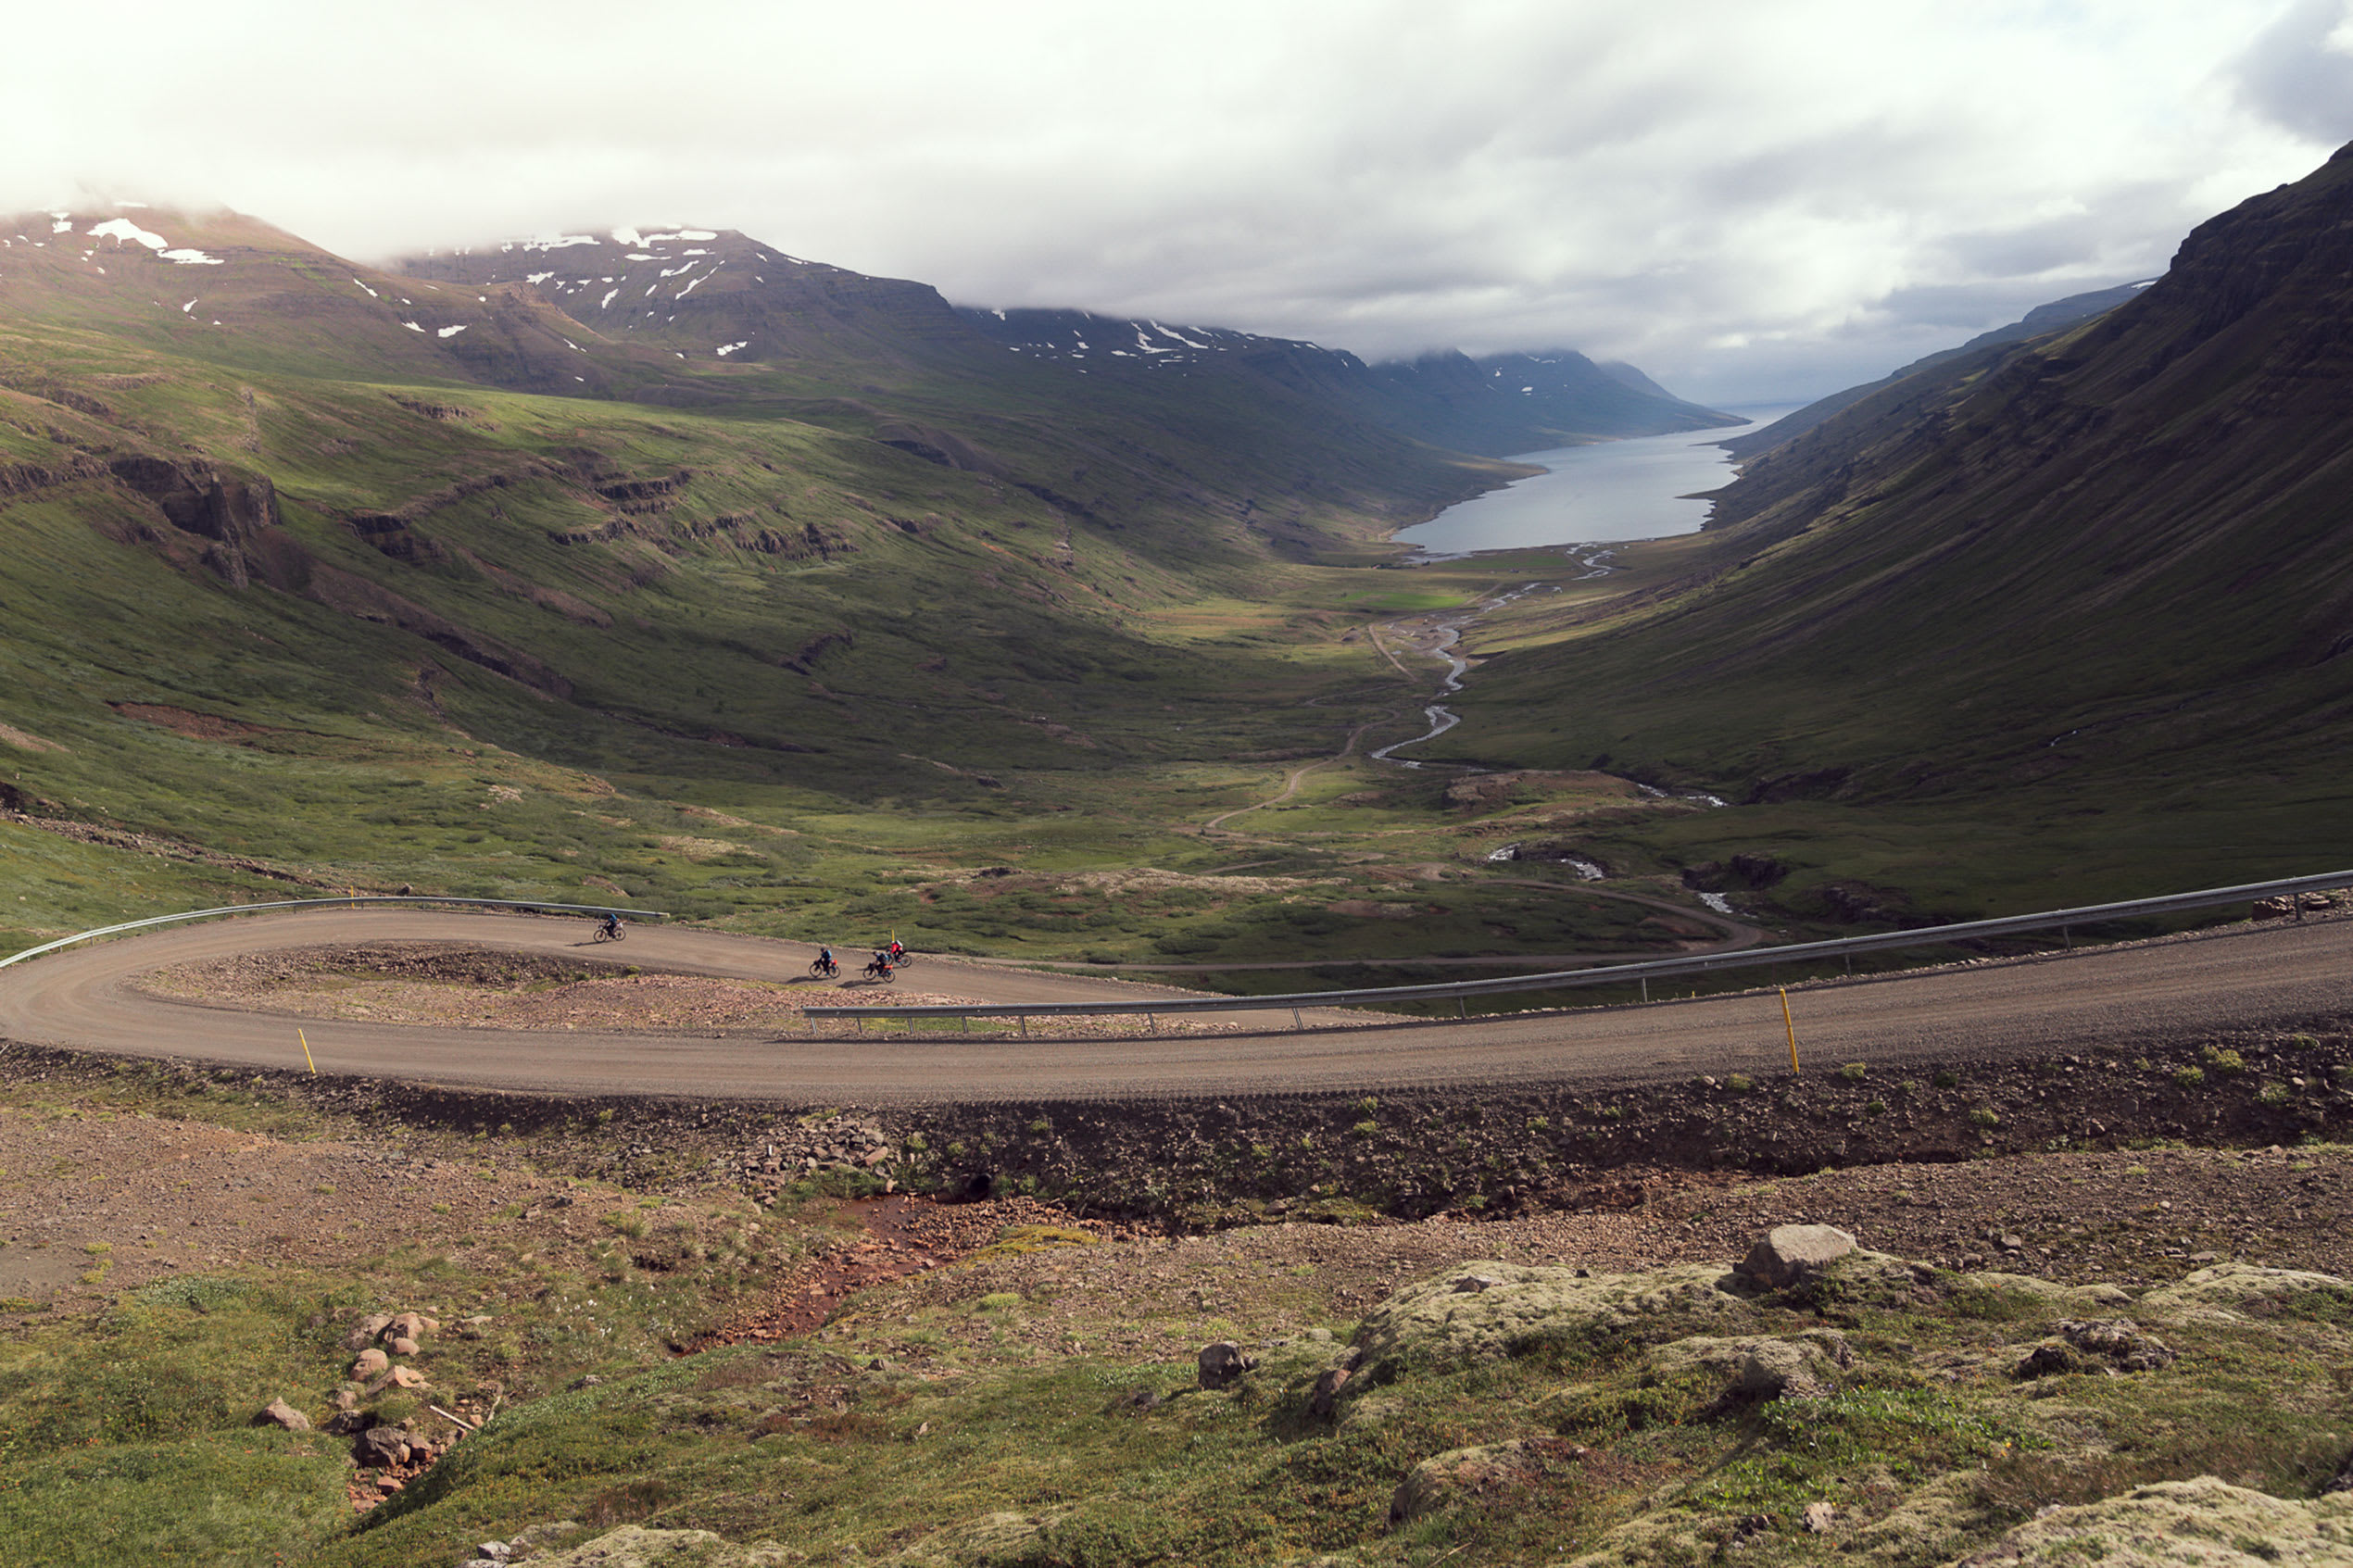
xmin=809 ymin=956 xmax=840 ymax=979
xmin=592 ymin=916 xmax=625 ymax=943
xmin=862 ymin=958 xmax=895 ymax=982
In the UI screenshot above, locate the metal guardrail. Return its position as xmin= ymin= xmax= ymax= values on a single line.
xmin=804 ymin=869 xmax=2353 ymax=1026
xmin=0 ymin=896 xmax=671 ymax=972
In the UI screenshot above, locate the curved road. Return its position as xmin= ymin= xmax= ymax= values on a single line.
xmin=1 ymin=908 xmax=2347 ymax=1104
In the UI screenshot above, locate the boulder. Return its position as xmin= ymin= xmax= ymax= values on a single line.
xmin=353 ymin=1426 xmax=409 ymax=1468
xmin=386 ymin=1311 xmax=437 ymax=1340
xmin=255 ymin=1398 xmax=311 ymax=1432
xmin=346 ymin=1313 xmax=395 ymax=1351
xmin=1307 ymin=1368 xmax=1352 ymax=1420
xmin=388 ymin=1336 xmax=422 ymax=1357
xmin=1737 ymin=1224 xmax=1857 ymax=1289
xmin=350 ymin=1348 xmax=389 ymax=1379
xmin=1388 ymin=1438 xmax=1588 ymax=1526
xmin=1353 ymin=1261 xmax=1747 ymax=1378
xmin=1197 ymin=1341 xmax=1257 ymax=1390
xmin=363 ymin=1364 xmax=430 ymax=1396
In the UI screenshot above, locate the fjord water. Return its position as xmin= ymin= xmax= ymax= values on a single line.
xmin=1395 ymin=405 xmax=1799 ymax=554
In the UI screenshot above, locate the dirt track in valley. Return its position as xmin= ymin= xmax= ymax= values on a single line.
xmin=2 ymin=907 xmax=2351 ymax=1104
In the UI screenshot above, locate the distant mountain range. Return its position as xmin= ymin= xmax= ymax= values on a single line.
xmin=952 ymin=307 xmax=1739 ymax=456
xmin=392 ymin=228 xmax=1738 ymax=456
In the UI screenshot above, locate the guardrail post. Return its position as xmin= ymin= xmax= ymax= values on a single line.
xmin=1147 ymin=1011 xmax=1158 ymax=1035
xmin=1640 ymin=977 xmax=1648 ymax=1002
xmin=1019 ymin=1015 xmax=1029 ymax=1039
xmin=1456 ymin=997 xmax=1467 ymax=1019
xmin=1292 ymin=1006 xmax=1303 ymax=1031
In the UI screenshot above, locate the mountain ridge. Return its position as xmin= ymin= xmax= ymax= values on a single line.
xmin=1431 ymin=138 xmax=2353 ymax=901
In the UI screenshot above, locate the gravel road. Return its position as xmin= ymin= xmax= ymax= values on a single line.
xmin=2 ymin=908 xmax=2348 ymax=1103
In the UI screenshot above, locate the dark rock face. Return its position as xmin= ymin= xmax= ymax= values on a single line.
xmin=353 ymin=1426 xmax=410 ymax=1468
xmin=107 ymin=456 xmax=297 ymax=587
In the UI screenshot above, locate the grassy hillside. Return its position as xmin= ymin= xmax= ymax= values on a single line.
xmin=6 ymin=205 xmax=1739 ymax=969
xmin=1424 ymin=144 xmax=2353 ymax=921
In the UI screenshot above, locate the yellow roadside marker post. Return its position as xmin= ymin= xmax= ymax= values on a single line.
xmin=298 ymin=1028 xmax=317 ymax=1075
xmin=1780 ymin=987 xmax=1800 ymax=1074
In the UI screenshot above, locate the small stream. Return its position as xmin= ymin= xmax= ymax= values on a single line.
xmin=1368 ymin=626 xmax=1472 ymax=770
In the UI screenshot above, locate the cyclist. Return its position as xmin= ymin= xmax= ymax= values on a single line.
xmin=598 ymin=911 xmax=623 ymax=941
xmin=870 ymin=948 xmax=894 ymax=978
xmin=819 ymin=945 xmax=835 ymax=972
xmin=887 ymin=937 xmax=907 ymax=964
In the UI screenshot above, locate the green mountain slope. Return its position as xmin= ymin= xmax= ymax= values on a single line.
xmin=0 ymin=206 xmax=1526 ymax=945
xmin=1715 ymin=280 xmax=2154 ymax=461
xmin=1433 ymin=143 xmax=2353 ymax=906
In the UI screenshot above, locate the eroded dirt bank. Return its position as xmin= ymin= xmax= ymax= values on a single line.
xmin=4 ymin=1009 xmax=2347 ymax=1233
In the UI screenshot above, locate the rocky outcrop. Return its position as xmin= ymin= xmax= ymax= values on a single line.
xmin=105 ymin=454 xmax=305 ymax=588
xmin=1944 ymin=1475 xmax=2353 ymax=1566
xmin=1388 ymin=1438 xmax=1589 ymax=1526
xmin=1350 ymin=1261 xmax=1748 ymax=1378
xmin=2137 ymin=1262 xmax=2353 ymax=1325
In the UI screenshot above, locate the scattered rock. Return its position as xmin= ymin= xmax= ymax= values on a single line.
xmin=386 ymin=1311 xmax=437 ymax=1341
xmin=352 ymin=1426 xmax=409 ymax=1468
xmin=350 ymin=1348 xmax=389 ymax=1379
xmin=363 ymin=1364 xmax=430 ymax=1395
xmin=332 ymin=1388 xmax=358 ymax=1411
xmin=2018 ymin=1318 xmax=2175 ymax=1378
xmin=1112 ymin=1387 xmax=1161 ymax=1413
xmin=346 ymin=1313 xmax=394 ymax=1350
xmin=1197 ymin=1341 xmax=1257 ymax=1390
xmin=255 ymin=1398 xmax=311 ymax=1432
xmin=1737 ymin=1224 xmax=1857 ymax=1289
xmin=1802 ymin=1500 xmax=1836 ymax=1534
xmin=388 ymin=1336 xmax=421 ymax=1357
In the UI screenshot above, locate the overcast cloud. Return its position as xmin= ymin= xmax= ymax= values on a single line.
xmin=6 ymin=0 xmax=2349 ymax=403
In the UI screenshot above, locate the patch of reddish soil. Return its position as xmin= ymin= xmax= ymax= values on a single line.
xmin=698 ymin=1194 xmax=1129 ymax=1344
xmin=109 ymin=702 xmax=273 ymax=741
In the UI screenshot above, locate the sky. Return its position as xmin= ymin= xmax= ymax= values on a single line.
xmin=7 ymin=0 xmax=2351 ymax=405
